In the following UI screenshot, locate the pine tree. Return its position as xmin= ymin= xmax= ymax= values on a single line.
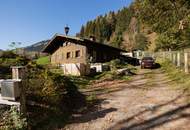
xmin=79 ymin=25 xmax=85 ymax=38
xmin=76 ymin=0 xmax=190 ymax=50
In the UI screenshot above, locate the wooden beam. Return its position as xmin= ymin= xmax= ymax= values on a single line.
xmin=0 ymin=94 xmax=20 ymax=106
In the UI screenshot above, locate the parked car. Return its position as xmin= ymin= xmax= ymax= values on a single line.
xmin=141 ymin=57 xmax=155 ymax=69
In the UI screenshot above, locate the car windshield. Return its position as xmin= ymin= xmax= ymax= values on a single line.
xmin=142 ymin=57 xmax=153 ymax=60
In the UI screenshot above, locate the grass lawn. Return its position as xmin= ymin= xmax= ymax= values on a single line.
xmin=36 ymin=56 xmax=50 ymax=65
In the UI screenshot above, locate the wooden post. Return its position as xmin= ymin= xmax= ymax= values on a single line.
xmin=171 ymin=53 xmax=173 ymax=62
xmin=11 ymin=66 xmax=25 ymax=80
xmin=184 ymin=52 xmax=189 ymax=73
xmin=11 ymin=66 xmax=26 ymax=115
xmin=177 ymin=52 xmax=180 ymax=67
xmin=173 ymin=53 xmax=176 ymax=65
xmin=20 ymin=81 xmax=26 ymax=115
xmin=169 ymin=51 xmax=172 ymax=61
xmin=163 ymin=52 xmax=166 ymax=60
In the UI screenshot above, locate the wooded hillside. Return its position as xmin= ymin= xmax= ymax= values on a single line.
xmin=24 ymin=40 xmax=50 ymax=52
xmin=77 ymin=0 xmax=190 ymax=51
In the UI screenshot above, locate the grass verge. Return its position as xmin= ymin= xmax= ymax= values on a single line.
xmin=158 ymin=59 xmax=190 ymax=92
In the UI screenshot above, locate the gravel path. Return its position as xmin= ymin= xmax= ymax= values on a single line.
xmin=64 ymin=68 xmax=190 ymax=130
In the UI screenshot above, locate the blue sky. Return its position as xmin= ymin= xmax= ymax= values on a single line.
xmin=0 ymin=0 xmax=133 ymax=50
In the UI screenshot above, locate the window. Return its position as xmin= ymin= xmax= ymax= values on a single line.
xmin=66 ymin=52 xmax=71 ymax=59
xmin=75 ymin=50 xmax=80 ymax=58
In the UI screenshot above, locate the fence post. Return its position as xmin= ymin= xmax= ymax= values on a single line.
xmin=169 ymin=51 xmax=172 ymax=61
xmin=184 ymin=52 xmax=189 ymax=73
xmin=163 ymin=52 xmax=166 ymax=60
xmin=172 ymin=52 xmax=176 ymax=65
xmin=177 ymin=52 xmax=180 ymax=67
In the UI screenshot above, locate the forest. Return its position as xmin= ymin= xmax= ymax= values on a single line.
xmin=77 ymin=0 xmax=190 ymax=51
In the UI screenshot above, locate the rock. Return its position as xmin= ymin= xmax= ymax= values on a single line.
xmin=117 ymin=68 xmax=135 ymax=76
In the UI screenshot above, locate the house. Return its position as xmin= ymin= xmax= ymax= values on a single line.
xmin=43 ymin=34 xmax=127 ymax=76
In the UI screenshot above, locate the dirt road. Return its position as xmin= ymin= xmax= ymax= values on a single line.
xmin=64 ymin=68 xmax=190 ymax=130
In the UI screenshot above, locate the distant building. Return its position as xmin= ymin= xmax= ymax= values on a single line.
xmin=43 ymin=34 xmax=127 ymax=76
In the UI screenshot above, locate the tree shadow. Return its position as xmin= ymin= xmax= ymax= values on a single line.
xmin=120 ymin=104 xmax=190 ymax=130
xmin=70 ymin=107 xmax=117 ymax=124
xmin=152 ymin=63 xmax=161 ymax=69
xmin=107 ymin=93 xmax=190 ymax=130
xmin=63 ymin=76 xmax=87 ymax=111
xmin=121 ymin=56 xmax=140 ymax=66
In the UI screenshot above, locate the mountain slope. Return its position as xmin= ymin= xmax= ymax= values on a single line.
xmin=24 ymin=40 xmax=50 ymax=52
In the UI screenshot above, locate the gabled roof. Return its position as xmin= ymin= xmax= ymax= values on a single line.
xmin=42 ymin=34 xmax=127 ymax=54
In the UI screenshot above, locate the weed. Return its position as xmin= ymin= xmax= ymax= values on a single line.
xmin=159 ymin=59 xmax=190 ymax=91
xmin=86 ymin=93 xmax=97 ymax=103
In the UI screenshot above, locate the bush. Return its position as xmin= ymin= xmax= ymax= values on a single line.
xmin=109 ymin=59 xmax=122 ymax=71
xmin=25 ymin=64 xmax=65 ymax=105
xmin=0 ymin=55 xmax=30 ymax=79
xmin=0 ymin=106 xmax=27 ymax=130
xmin=24 ymin=63 xmax=86 ymax=129
xmin=0 ymin=51 xmax=17 ymax=58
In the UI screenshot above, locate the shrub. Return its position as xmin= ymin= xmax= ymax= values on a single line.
xmin=0 ymin=106 xmax=27 ymax=130
xmin=0 ymin=51 xmax=17 ymax=58
xmin=0 ymin=54 xmax=30 ymax=79
xmin=25 ymin=64 xmax=65 ymax=105
xmin=24 ymin=63 xmax=86 ymax=129
xmin=109 ymin=59 xmax=121 ymax=71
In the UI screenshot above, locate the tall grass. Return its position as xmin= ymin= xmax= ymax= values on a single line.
xmin=159 ymin=59 xmax=190 ymax=91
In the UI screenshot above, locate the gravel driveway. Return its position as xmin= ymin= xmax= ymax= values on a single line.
xmin=64 ymin=68 xmax=190 ymax=130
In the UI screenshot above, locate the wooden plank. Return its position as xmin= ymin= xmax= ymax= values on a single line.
xmin=184 ymin=52 xmax=189 ymax=73
xmin=0 ymin=94 xmax=20 ymax=106
xmin=177 ymin=52 xmax=181 ymax=67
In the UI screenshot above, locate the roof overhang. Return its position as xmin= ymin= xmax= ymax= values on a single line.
xmin=42 ymin=34 xmax=127 ymax=54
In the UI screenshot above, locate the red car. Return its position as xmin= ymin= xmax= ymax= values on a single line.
xmin=141 ymin=57 xmax=155 ymax=69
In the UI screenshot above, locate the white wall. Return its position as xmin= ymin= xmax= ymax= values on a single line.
xmin=61 ymin=63 xmax=90 ymax=76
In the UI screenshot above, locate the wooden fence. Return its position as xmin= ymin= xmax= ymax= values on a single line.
xmin=134 ymin=51 xmax=190 ymax=73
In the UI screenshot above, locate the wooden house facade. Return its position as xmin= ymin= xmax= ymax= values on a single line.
xmin=43 ymin=34 xmax=127 ymax=76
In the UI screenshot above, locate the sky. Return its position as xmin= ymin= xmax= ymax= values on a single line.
xmin=0 ymin=0 xmax=133 ymax=50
